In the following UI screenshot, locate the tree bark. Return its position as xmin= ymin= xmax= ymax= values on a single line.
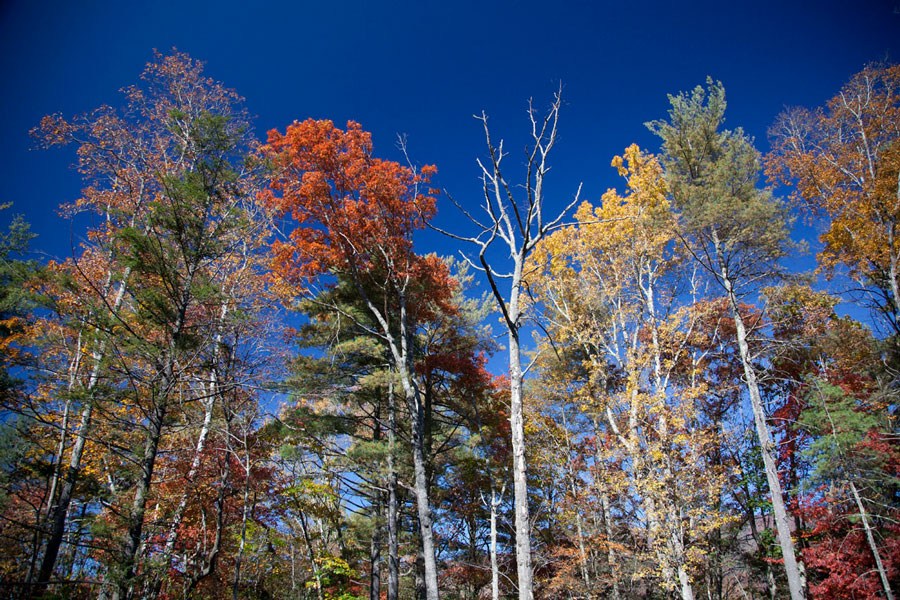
xmin=387 ymin=384 xmax=401 ymax=600
xmin=721 ymin=271 xmax=805 ymax=600
xmin=113 ymin=398 xmax=168 ymax=600
xmin=489 ymin=487 xmax=501 ymax=600
xmin=508 ymin=327 xmax=534 ymax=600
xmin=561 ymin=409 xmax=591 ymax=596
xmin=849 ymin=481 xmax=895 ymax=600
xmin=369 ymin=524 xmax=382 ymax=600
xmin=396 ymin=356 xmax=439 ymax=600
xmin=600 ymin=487 xmax=620 ymax=600
xmin=299 ymin=511 xmax=324 ymax=600
xmin=370 ymin=402 xmax=383 ymax=600
xmin=231 ymin=432 xmax=255 ymax=600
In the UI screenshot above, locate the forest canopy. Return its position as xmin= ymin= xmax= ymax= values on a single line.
xmin=1 ymin=52 xmax=899 ymax=600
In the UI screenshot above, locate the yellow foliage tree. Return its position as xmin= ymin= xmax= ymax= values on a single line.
xmin=528 ymin=145 xmax=733 ymax=600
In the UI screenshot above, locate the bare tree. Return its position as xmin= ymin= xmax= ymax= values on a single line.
xmin=433 ymin=89 xmax=581 ymax=600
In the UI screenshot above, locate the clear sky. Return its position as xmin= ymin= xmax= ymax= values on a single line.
xmin=2 ymin=0 xmax=899 ymax=269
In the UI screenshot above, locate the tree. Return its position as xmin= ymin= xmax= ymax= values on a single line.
xmin=647 ymin=79 xmax=807 ymax=600
xmin=767 ymin=63 xmax=900 ymax=342
xmin=103 ymin=102 xmax=262 ymax=600
xmin=764 ymin=283 xmax=899 ymax=600
xmin=801 ymin=379 xmax=897 ymax=600
xmin=0 ymin=206 xmax=36 ymax=398
xmin=260 ymin=119 xmax=452 ymax=600
xmin=434 ymin=90 xmax=581 ymax=600
xmin=528 ymin=145 xmax=733 ymax=600
xmin=278 ymin=278 xmax=405 ymax=600
xmin=0 ymin=208 xmax=41 ymax=596
xmin=29 ymin=50 xmax=266 ymax=600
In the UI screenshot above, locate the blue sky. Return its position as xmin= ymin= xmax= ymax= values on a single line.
xmin=1 ymin=0 xmax=898 ymax=281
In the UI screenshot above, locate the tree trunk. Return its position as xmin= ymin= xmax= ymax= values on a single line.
xmin=299 ymin=511 xmax=324 ymax=600
xmin=355 ymin=273 xmax=439 ymax=600
xmin=181 ymin=443 xmax=230 ymax=600
xmin=387 ymin=383 xmax=400 ymax=600
xmin=600 ymin=488 xmax=620 ymax=600
xmin=232 ymin=441 xmax=255 ymax=600
xmin=113 ymin=399 xmax=168 ymax=600
xmin=677 ymin=565 xmax=694 ymax=600
xmin=591 ymin=422 xmax=621 ymax=600
xmin=370 ymin=524 xmax=382 ymax=600
xmin=508 ymin=328 xmax=534 ymax=600
xmin=647 ymin=276 xmax=695 ymax=600
xmin=723 ymin=276 xmax=805 ymax=600
xmin=416 ymin=530 xmax=427 ymax=600
xmin=561 ymin=409 xmax=591 ymax=596
xmin=398 ymin=360 xmax=440 ymax=600
xmin=850 ymin=470 xmax=894 ymax=599
xmin=489 ymin=487 xmax=501 ymax=600
xmin=145 ymin=394 xmax=215 ymax=600
xmin=370 ymin=402 xmax=383 ymax=600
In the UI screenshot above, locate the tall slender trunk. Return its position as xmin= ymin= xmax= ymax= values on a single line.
xmin=647 ymin=277 xmax=695 ymax=600
xmin=290 ymin=541 xmax=297 ymax=596
xmin=469 ymin=376 xmax=504 ymax=600
xmin=849 ymin=481 xmax=894 ymax=600
xmin=356 ymin=275 xmax=439 ymax=600
xmin=508 ymin=326 xmax=534 ymax=600
xmin=561 ymin=409 xmax=590 ymax=596
xmin=387 ymin=382 xmax=400 ymax=600
xmin=718 ymin=262 xmax=805 ymax=600
xmin=144 ymin=394 xmax=215 ymax=600
xmin=489 ymin=486 xmax=502 ymax=600
xmin=591 ymin=421 xmax=621 ymax=600
xmin=416 ymin=527 xmax=427 ymax=600
xmin=744 ymin=475 xmax=777 ymax=600
xmin=113 ymin=398 xmax=168 ymax=600
xmin=370 ymin=401 xmax=383 ymax=600
xmin=232 ymin=428 xmax=255 ymax=600
xmin=397 ymin=361 xmax=439 ymax=600
xmin=43 ymin=361 xmax=76 ymax=520
xmin=677 ymin=565 xmax=694 ymax=600
xmin=645 ymin=496 xmax=679 ymax=595
xmin=299 ymin=512 xmax=324 ymax=600
xmin=730 ymin=299 xmax=805 ymax=599
xmin=369 ymin=524 xmax=382 ymax=600
xmin=599 ymin=487 xmax=620 ymax=600
xmin=27 ymin=387 xmax=74 ymax=594
xmin=43 ymin=327 xmax=87 ymax=520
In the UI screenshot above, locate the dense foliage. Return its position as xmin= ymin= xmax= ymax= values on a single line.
xmin=0 ymin=53 xmax=897 ymax=600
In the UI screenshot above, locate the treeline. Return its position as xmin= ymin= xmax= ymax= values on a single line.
xmin=0 ymin=52 xmax=897 ymax=600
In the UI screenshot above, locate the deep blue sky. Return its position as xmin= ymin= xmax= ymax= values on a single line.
xmin=2 ymin=0 xmax=899 ymax=271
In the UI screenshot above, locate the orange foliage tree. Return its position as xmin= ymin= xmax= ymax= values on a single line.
xmin=260 ymin=119 xmax=452 ymax=600
xmin=768 ymin=63 xmax=900 ymax=338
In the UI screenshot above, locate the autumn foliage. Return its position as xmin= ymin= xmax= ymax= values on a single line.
xmin=260 ymin=119 xmax=442 ymax=293
xmin=3 ymin=51 xmax=900 ymax=600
